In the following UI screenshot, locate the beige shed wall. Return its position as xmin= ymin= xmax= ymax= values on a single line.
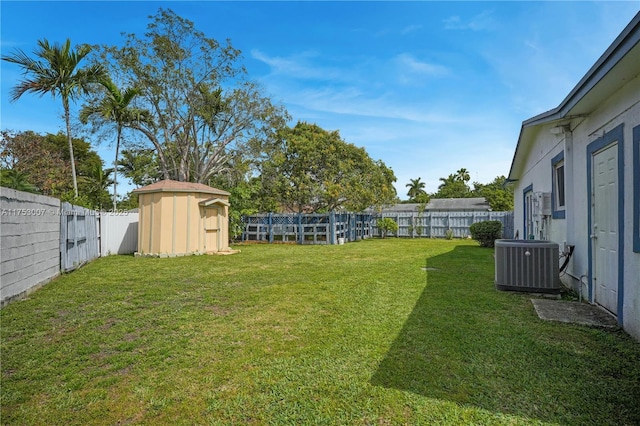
xmin=137 ymin=190 xmax=230 ymax=256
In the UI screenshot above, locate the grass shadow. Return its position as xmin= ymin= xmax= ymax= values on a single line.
xmin=370 ymin=245 xmax=640 ymax=424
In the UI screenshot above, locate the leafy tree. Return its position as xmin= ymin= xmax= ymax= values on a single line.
xmin=98 ymin=8 xmax=289 ymax=183
xmin=472 ymin=175 xmax=514 ymax=211
xmin=1 ymin=130 xmax=70 ymax=195
xmin=262 ymin=122 xmax=397 ymax=213
xmin=117 ymin=148 xmax=161 ymax=188
xmin=0 ymin=169 xmax=38 ymax=193
xmin=208 ymin=153 xmax=261 ymax=241
xmin=433 ymin=173 xmax=471 ymax=198
xmin=113 ymin=191 xmax=139 ymax=211
xmin=2 ymin=39 xmax=105 ymax=197
xmin=432 ymin=169 xmax=514 ymax=209
xmin=377 ymin=217 xmax=398 ymax=238
xmin=80 ymin=77 xmax=150 ymax=210
xmin=368 ymin=160 xmax=399 ymax=212
xmin=406 ymin=177 xmax=428 ymax=202
xmin=0 ymin=130 xmax=108 ymax=208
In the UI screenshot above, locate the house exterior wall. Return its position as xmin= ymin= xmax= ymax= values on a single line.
xmin=513 ymin=124 xmax=567 ymax=243
xmin=513 ymin=75 xmax=640 ymax=340
xmin=137 ymin=191 xmax=230 ymax=256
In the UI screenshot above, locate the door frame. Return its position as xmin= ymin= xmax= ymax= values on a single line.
xmin=586 ymin=124 xmax=624 ymax=324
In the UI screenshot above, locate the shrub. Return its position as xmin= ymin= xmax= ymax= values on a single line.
xmin=469 ymin=220 xmax=502 ymax=248
xmin=445 ymin=229 xmax=454 ymax=240
xmin=377 ymin=217 xmax=398 ymax=238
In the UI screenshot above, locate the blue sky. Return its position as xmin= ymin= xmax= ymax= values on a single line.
xmin=1 ymin=1 xmax=638 ymax=199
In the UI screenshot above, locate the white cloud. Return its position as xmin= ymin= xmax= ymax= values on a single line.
xmin=279 ymin=85 xmax=463 ymax=124
xmin=401 ymin=24 xmax=422 ymax=35
xmin=395 ymin=53 xmax=449 ymax=77
xmin=443 ymin=10 xmax=496 ymax=31
xmin=251 ymin=49 xmax=345 ymax=81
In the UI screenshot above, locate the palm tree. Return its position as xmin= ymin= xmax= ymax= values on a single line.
xmin=0 ymin=169 xmax=38 ymax=193
xmin=78 ymin=163 xmax=114 ymax=210
xmin=455 ymin=168 xmax=471 ymax=183
xmin=80 ymin=78 xmax=149 ymax=210
xmin=438 ymin=174 xmax=457 ymax=190
xmin=405 ymin=177 xmax=427 ymax=201
xmin=2 ymin=39 xmax=105 ymax=198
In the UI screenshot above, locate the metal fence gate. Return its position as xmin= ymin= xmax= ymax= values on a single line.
xmin=59 ymin=202 xmax=100 ymax=272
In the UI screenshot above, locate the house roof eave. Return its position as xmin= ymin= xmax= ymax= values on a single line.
xmin=508 ymin=12 xmax=640 ymax=182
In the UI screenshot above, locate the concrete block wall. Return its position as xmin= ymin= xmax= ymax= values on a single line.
xmin=1 ymin=187 xmax=61 ymax=306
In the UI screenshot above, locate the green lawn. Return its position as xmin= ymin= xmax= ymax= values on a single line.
xmin=1 ymin=239 xmax=639 ymax=425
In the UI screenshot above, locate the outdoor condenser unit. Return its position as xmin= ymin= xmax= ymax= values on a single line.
xmin=495 ymin=239 xmax=560 ymax=293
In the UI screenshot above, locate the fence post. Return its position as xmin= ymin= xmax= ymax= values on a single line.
xmin=268 ymin=212 xmax=273 ymax=244
xmin=329 ymin=212 xmax=336 ymax=245
xmin=352 ymin=213 xmax=356 ymax=240
xmin=298 ymin=213 xmax=303 ymax=244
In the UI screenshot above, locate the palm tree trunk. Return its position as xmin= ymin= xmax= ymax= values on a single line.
xmin=64 ymin=98 xmax=79 ymax=198
xmin=113 ymin=127 xmax=120 ymax=211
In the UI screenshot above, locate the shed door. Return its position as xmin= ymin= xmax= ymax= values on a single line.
xmin=591 ymin=144 xmax=618 ymax=315
xmin=204 ymin=207 xmax=219 ymax=253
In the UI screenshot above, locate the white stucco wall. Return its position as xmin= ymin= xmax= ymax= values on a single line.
xmin=513 ymin=75 xmax=640 ymax=340
xmin=512 ymin=126 xmax=565 ymax=239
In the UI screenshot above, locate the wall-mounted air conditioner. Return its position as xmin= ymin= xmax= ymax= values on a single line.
xmin=495 ymin=239 xmax=560 ymax=294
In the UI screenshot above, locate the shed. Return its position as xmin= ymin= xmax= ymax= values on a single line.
xmin=133 ymin=180 xmax=231 ymax=257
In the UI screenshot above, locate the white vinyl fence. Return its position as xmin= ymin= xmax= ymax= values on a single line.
xmin=99 ymin=212 xmax=139 ymax=256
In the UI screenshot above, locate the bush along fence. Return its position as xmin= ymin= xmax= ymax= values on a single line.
xmin=241 ymin=210 xmax=514 ymax=245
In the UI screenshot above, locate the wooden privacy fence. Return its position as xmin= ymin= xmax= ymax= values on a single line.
xmin=242 ymin=212 xmax=373 ymax=244
xmin=373 ymin=211 xmax=514 ymax=239
xmin=242 ymin=211 xmax=514 ymax=244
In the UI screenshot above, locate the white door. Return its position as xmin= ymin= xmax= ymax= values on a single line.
xmin=592 ymin=144 xmax=618 ymax=315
